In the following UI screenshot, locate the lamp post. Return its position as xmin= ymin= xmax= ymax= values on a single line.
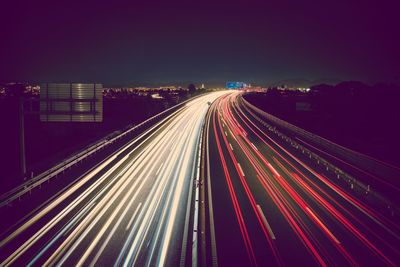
xmin=9 ymin=84 xmax=27 ymax=180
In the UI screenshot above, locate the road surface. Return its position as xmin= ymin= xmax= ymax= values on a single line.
xmin=1 ymin=90 xmax=399 ymax=267
xmin=205 ymin=92 xmax=400 ymax=266
xmin=0 ymin=91 xmax=227 ymax=267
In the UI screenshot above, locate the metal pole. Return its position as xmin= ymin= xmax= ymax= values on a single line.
xmin=19 ymin=93 xmax=26 ymax=179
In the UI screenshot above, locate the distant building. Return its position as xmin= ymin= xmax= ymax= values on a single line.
xmin=158 ymin=86 xmax=177 ymax=91
xmin=226 ymin=82 xmax=247 ymax=89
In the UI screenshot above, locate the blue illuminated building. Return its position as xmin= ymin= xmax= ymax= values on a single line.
xmin=226 ymin=82 xmax=247 ymax=89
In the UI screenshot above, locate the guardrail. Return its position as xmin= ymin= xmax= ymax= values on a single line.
xmin=240 ymin=95 xmax=399 ymax=217
xmin=240 ymin=96 xmax=400 ymax=182
xmin=0 ymin=95 xmax=202 ymax=208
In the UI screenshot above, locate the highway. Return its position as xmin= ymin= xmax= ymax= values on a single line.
xmin=0 ymin=91 xmax=227 ymax=267
xmin=205 ymin=92 xmax=400 ymax=266
xmin=1 ymin=90 xmax=399 ymax=267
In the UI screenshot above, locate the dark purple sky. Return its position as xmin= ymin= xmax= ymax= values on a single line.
xmin=1 ymin=1 xmax=399 ymax=84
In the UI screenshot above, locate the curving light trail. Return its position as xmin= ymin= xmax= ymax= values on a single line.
xmin=207 ymin=91 xmax=399 ymax=266
xmin=0 ymin=91 xmax=228 ymax=267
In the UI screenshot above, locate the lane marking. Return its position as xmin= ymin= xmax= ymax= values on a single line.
xmin=237 ymin=163 xmax=245 ymax=177
xmin=267 ymin=163 xmax=281 ymax=178
xmin=126 ymin=202 xmax=142 ymax=231
xmin=256 ymin=205 xmax=276 ymax=240
xmin=250 ymin=142 xmax=258 ymax=151
xmin=156 ymin=162 xmax=164 ymax=175
xmin=229 ymin=143 xmax=234 ymax=151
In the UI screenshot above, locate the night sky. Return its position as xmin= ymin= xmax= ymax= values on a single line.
xmin=1 ymin=1 xmax=399 ymax=84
